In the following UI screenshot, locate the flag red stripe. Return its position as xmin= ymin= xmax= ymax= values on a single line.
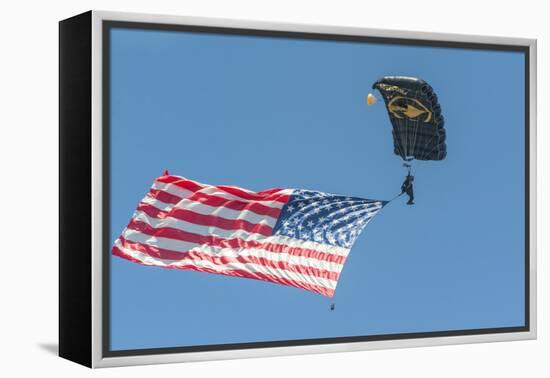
xmin=187 ymin=192 xmax=283 ymax=218
xmin=256 ymin=188 xmax=288 ymax=195
xmin=112 ymin=245 xmax=144 ymax=265
xmin=149 ymin=188 xmax=283 ymax=219
xmin=156 ymin=176 xmax=204 ymax=192
xmin=126 ymin=219 xmax=346 ymax=264
xmin=148 ymin=189 xmax=181 ymax=205
xmin=118 ymin=237 xmax=340 ymax=281
xmin=113 ymin=245 xmax=335 ymax=297
xmin=155 ymin=175 xmax=290 ymax=203
xmin=216 ymin=185 xmax=289 ymax=203
xmin=137 ymin=203 xmax=273 ymax=237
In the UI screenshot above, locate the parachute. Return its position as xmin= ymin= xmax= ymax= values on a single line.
xmin=371 ymin=76 xmax=447 ymax=162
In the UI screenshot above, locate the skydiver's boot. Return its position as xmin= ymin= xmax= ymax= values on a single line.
xmin=406 ymin=197 xmax=415 ymax=205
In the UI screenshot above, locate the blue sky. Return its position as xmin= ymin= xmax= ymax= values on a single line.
xmin=109 ymin=27 xmax=526 ymax=351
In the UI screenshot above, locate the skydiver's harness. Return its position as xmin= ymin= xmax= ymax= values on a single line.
xmin=400 ymin=163 xmax=415 ymax=205
xmin=385 ymin=163 xmax=415 ymax=206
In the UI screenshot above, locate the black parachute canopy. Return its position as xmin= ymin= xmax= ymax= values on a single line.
xmin=372 ymin=76 xmax=447 ymax=161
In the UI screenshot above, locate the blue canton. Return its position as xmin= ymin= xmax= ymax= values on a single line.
xmin=272 ymin=189 xmax=387 ymax=248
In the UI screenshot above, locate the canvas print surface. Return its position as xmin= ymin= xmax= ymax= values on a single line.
xmin=107 ymin=25 xmax=526 ymax=352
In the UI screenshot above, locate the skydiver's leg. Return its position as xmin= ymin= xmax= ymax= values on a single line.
xmin=406 ymin=185 xmax=414 ymax=205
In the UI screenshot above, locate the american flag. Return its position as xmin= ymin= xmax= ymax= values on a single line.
xmin=112 ymin=173 xmax=387 ymax=297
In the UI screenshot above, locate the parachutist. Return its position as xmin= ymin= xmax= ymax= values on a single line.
xmin=401 ymin=174 xmax=415 ymax=205
xmin=330 ymin=303 xmax=335 ymax=311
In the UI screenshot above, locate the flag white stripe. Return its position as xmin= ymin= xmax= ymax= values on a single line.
xmin=151 ymin=181 xmax=194 ymax=199
xmin=141 ymin=195 xmax=279 ymax=226
xmin=131 ymin=210 xmax=270 ymax=240
xmin=152 ymin=182 xmax=290 ymax=209
xmin=214 ymin=185 xmax=293 ymax=196
xmin=115 ymin=239 xmax=338 ymax=290
xmin=127 ymin=210 xmax=350 ymax=256
xmin=121 ymin=230 xmax=346 ymax=273
xmin=267 ymin=235 xmax=349 ymax=257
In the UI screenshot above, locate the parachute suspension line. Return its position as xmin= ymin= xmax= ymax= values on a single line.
xmin=411 ymin=117 xmax=416 ymax=157
xmin=415 ymin=122 xmax=429 ymax=161
xmin=377 ymin=96 xmax=405 ymax=160
xmin=406 ymin=115 xmax=412 ymax=157
xmin=418 ymin=137 xmax=431 ymax=161
xmin=397 ymin=117 xmax=408 ymax=160
xmin=408 ymin=112 xmax=414 ymax=158
xmin=412 ymin=123 xmax=420 ymax=159
xmin=389 ymin=112 xmax=406 ymax=160
xmin=418 ymin=120 xmax=436 ymax=161
xmin=405 ymin=106 xmax=416 ymax=160
xmin=407 ymin=104 xmax=414 ymax=158
xmin=404 ymin=110 xmax=410 ymax=158
xmin=394 ymin=127 xmax=406 ymax=160
xmin=410 ymin=97 xmax=422 ymax=160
